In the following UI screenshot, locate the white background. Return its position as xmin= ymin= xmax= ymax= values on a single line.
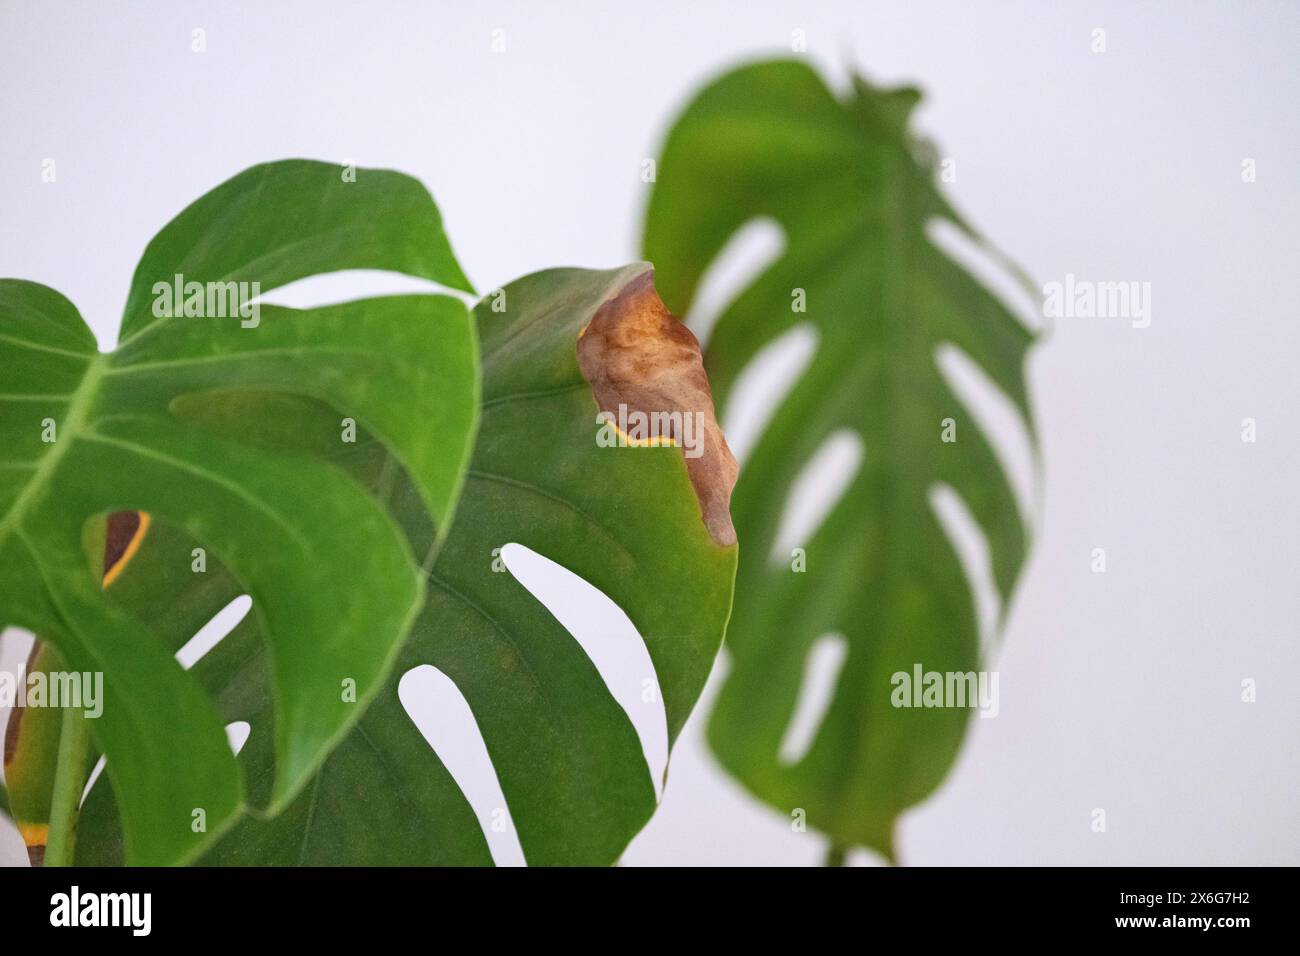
xmin=2 ymin=1 xmax=1297 ymax=866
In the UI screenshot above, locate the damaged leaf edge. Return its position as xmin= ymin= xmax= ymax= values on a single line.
xmin=577 ymin=268 xmax=739 ymax=548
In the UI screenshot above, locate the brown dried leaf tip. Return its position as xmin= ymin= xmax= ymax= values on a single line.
xmin=577 ymin=270 xmax=739 ymax=547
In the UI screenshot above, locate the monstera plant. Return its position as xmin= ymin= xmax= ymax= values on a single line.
xmin=0 ymin=160 xmax=738 ymax=866
xmin=3 ymin=56 xmax=1037 ymax=868
xmin=644 ymin=60 xmax=1038 ymax=863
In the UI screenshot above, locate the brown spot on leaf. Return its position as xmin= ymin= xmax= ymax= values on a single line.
xmin=577 ymin=270 xmax=738 ymax=547
xmin=103 ymin=511 xmax=142 ymax=581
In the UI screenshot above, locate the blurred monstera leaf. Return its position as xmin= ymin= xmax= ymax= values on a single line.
xmin=74 ymin=264 xmax=739 ymax=865
xmin=0 ymin=160 xmax=480 ymax=865
xmin=644 ymin=60 xmax=1038 ymax=858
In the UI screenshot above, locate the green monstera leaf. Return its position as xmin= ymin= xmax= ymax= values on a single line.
xmin=74 ymin=264 xmax=739 ymax=866
xmin=0 ymin=160 xmax=479 ymax=865
xmin=644 ymin=60 xmax=1038 ymax=859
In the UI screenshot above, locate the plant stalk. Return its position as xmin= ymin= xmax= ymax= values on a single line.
xmin=43 ymin=702 xmax=91 ymax=867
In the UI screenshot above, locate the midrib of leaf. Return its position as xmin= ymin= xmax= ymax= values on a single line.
xmin=0 ymin=353 xmax=107 ymax=550
xmin=847 ymin=138 xmax=915 ymax=838
xmin=824 ymin=130 xmax=974 ymax=842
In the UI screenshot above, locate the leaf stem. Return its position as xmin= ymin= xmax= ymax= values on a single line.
xmin=43 ymin=701 xmax=91 ymax=867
